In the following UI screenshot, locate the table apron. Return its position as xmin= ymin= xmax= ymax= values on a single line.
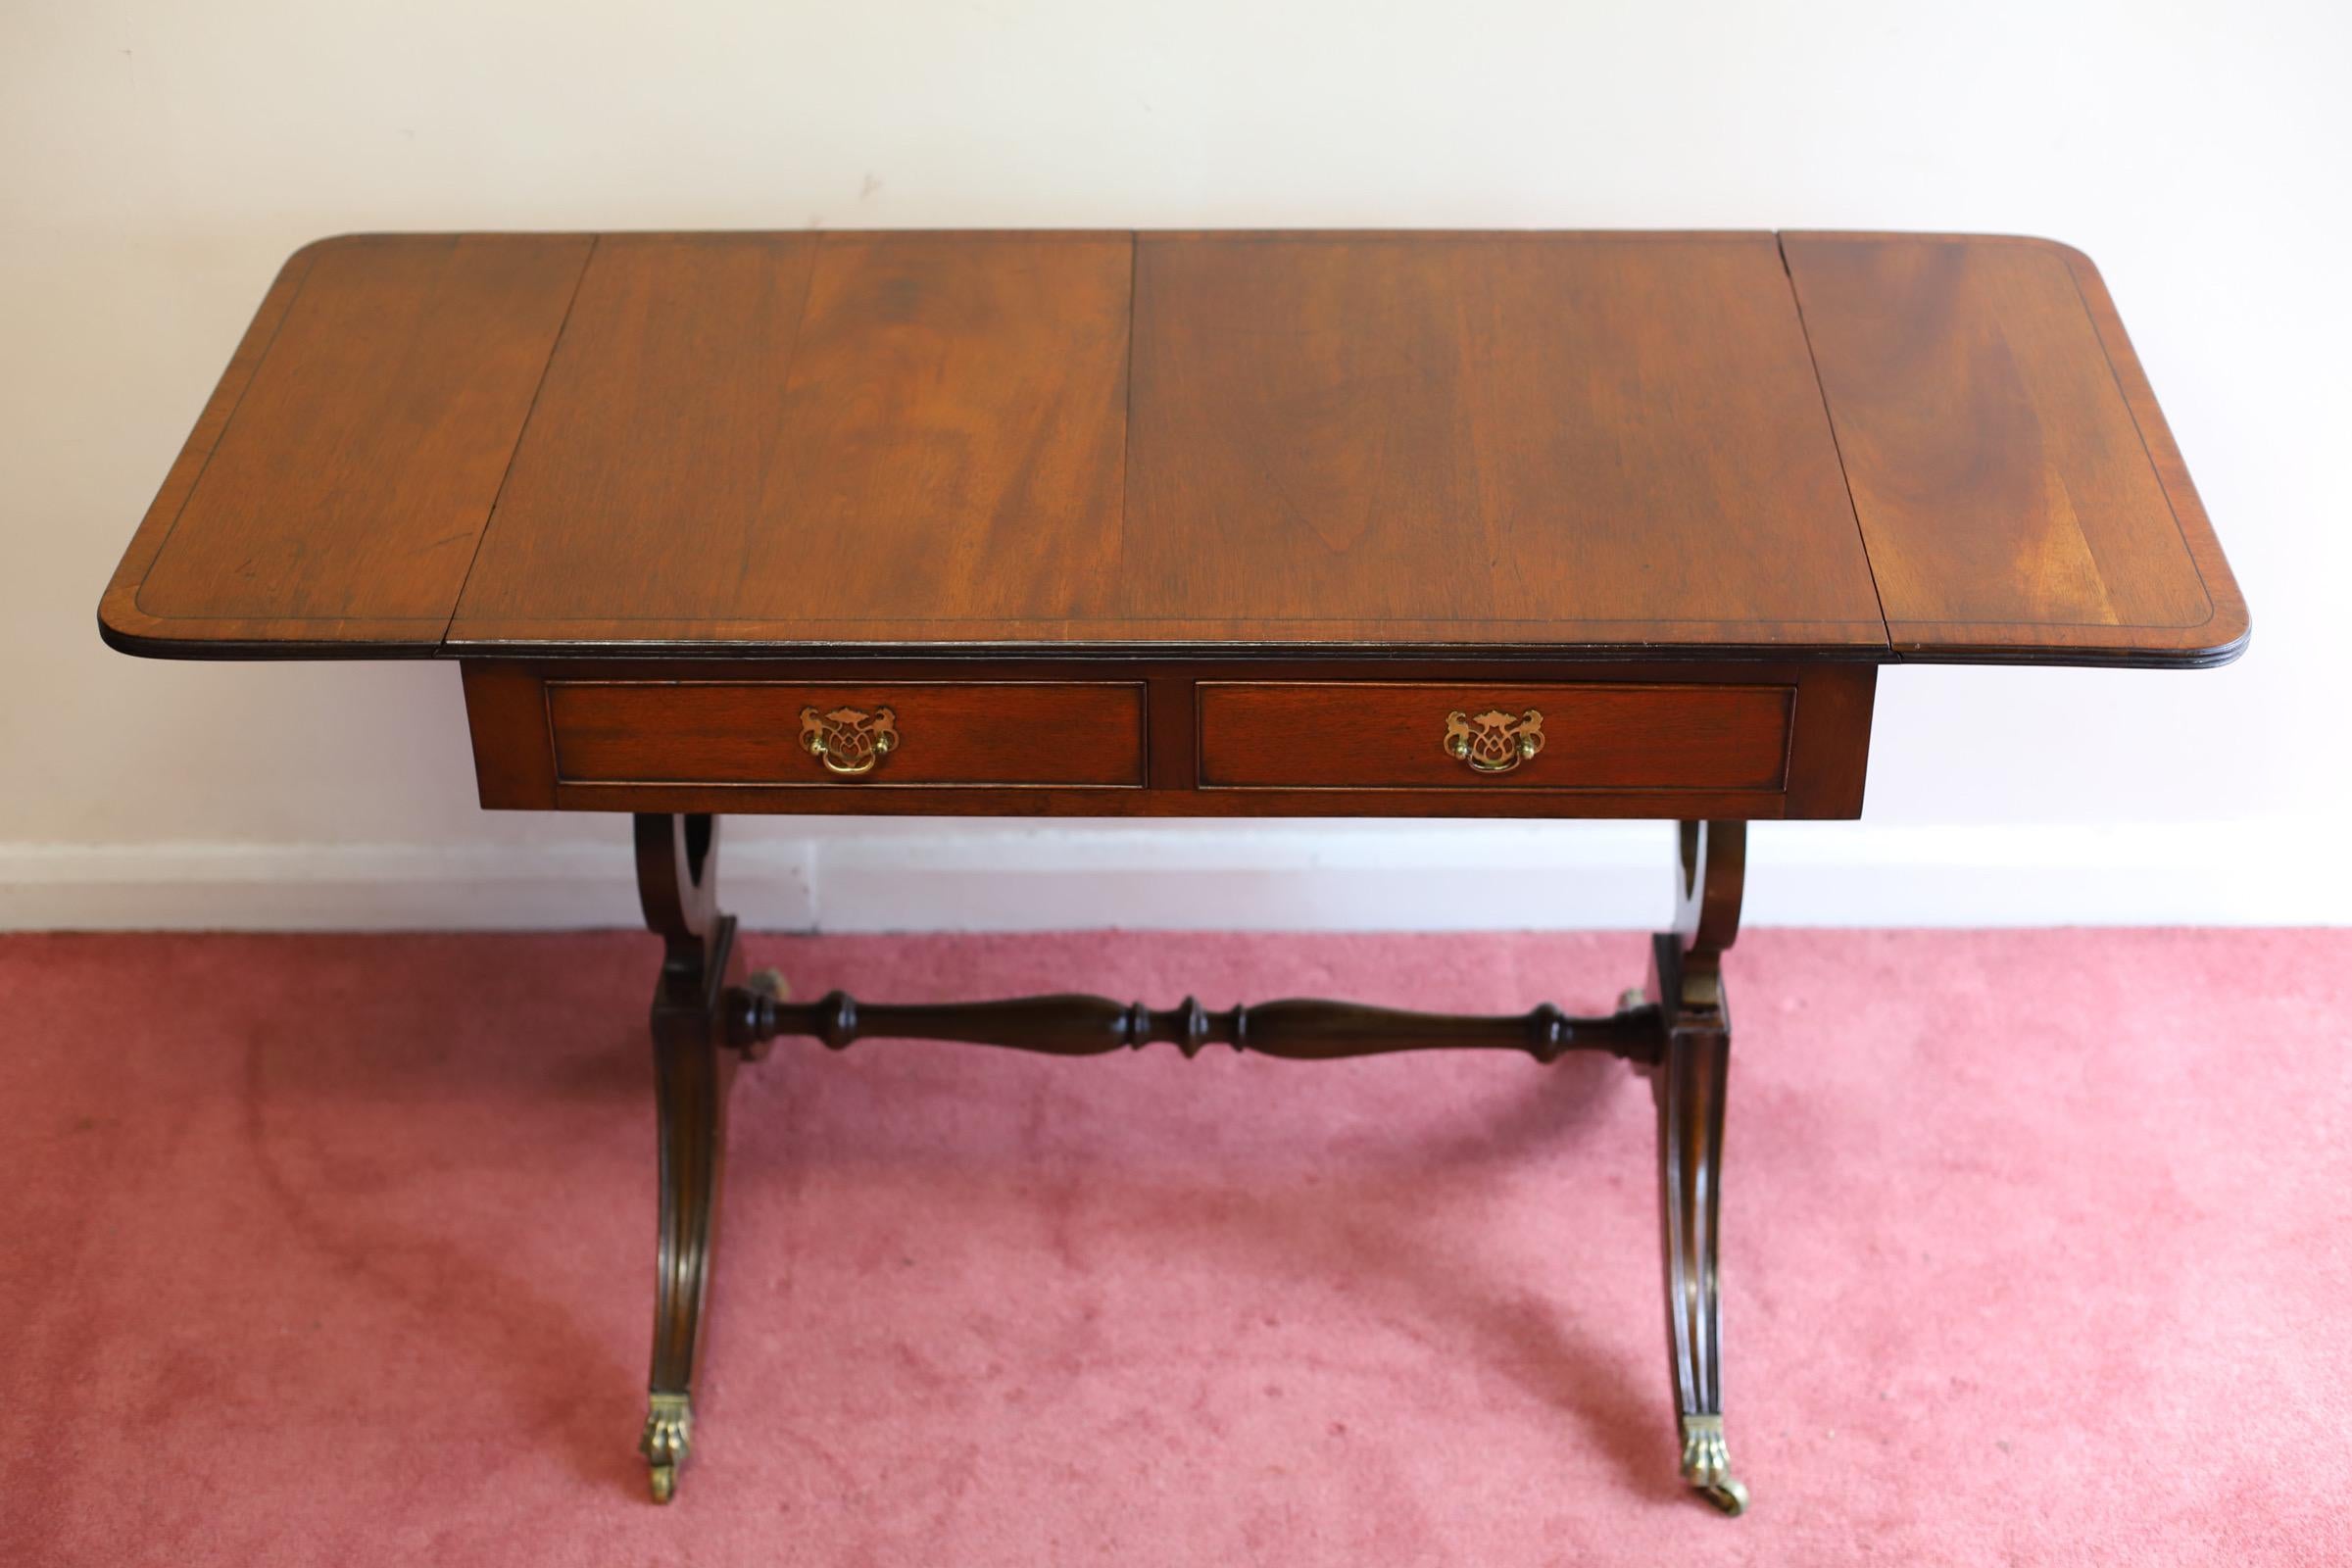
xmin=461 ymin=659 xmax=1877 ymax=820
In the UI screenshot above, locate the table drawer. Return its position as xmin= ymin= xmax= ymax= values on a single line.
xmin=546 ymin=680 xmax=1148 ymax=788
xmin=1197 ymin=682 xmax=1792 ymax=792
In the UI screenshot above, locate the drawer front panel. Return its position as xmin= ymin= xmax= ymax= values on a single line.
xmin=548 ymin=681 xmax=1147 ymax=787
xmin=1198 ymin=682 xmax=1792 ymax=791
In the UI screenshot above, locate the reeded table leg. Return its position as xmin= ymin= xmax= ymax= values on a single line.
xmin=635 ymin=812 xmax=745 ymax=1505
xmin=1647 ymin=820 xmax=1749 ymax=1515
xmin=1655 ymin=957 xmax=1744 ymax=1513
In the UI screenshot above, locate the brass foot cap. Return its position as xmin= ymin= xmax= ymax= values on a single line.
xmin=1679 ymin=1414 xmax=1747 ymax=1518
xmin=640 ymin=1393 xmax=693 ymax=1505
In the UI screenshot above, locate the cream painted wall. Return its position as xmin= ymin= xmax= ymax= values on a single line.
xmin=3 ymin=0 xmax=2346 ymax=930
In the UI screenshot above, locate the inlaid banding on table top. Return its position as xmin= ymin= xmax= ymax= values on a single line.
xmin=103 ymin=233 xmax=595 ymax=649
xmin=100 ymin=229 xmax=2244 ymax=667
xmin=1782 ymin=232 xmax=2244 ymax=662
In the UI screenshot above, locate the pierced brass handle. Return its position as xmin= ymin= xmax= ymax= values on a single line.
xmin=1444 ymin=708 xmax=1544 ymax=775
xmin=799 ymin=705 xmax=899 ymax=777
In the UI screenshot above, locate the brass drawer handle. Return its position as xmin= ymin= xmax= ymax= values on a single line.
xmin=799 ymin=705 xmax=899 ymax=777
xmin=1444 ymin=708 xmax=1544 ymax=775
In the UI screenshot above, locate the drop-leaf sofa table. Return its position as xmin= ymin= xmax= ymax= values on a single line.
xmin=100 ymin=229 xmax=2246 ymax=1511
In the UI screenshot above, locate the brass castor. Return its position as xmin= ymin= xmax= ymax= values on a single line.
xmin=641 ymin=1393 xmax=693 ymax=1504
xmin=1679 ymin=1414 xmax=1748 ymax=1516
xmin=1619 ymin=986 xmax=1648 ymax=1012
xmin=1697 ymin=1478 xmax=1749 ymax=1516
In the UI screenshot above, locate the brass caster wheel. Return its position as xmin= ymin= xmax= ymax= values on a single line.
xmin=1619 ymin=986 xmax=1647 ymax=1012
xmin=1696 ymin=1478 xmax=1749 ymax=1516
xmin=1679 ymin=1414 xmax=1747 ymax=1517
xmin=640 ymin=1393 xmax=693 ymax=1505
xmin=749 ymin=967 xmax=789 ymax=1000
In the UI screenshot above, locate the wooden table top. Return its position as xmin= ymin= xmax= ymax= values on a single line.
xmin=99 ymin=229 xmax=2245 ymax=668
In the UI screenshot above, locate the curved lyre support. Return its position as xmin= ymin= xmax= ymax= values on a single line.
xmin=1648 ymin=819 xmax=1749 ymax=1514
xmin=1673 ymin=819 xmax=1745 ymax=978
xmin=635 ymin=812 xmax=742 ymax=1504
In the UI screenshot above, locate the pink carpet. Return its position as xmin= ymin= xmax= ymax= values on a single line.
xmin=3 ymin=928 xmax=2346 ymax=1565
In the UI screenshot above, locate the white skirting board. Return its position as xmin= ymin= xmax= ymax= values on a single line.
xmin=0 ymin=818 xmax=2340 ymax=931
